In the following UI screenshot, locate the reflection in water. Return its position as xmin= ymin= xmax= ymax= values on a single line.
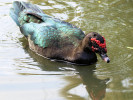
xmin=20 ymin=37 xmax=109 ymax=100
xmin=60 ymin=66 xmax=109 ymax=100
xmin=76 ymin=66 xmax=109 ymax=100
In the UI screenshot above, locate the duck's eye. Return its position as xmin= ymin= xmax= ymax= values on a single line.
xmin=92 ymin=42 xmax=99 ymax=48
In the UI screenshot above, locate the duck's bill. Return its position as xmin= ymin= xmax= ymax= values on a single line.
xmin=100 ymin=53 xmax=110 ymax=63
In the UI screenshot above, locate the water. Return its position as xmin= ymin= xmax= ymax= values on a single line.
xmin=0 ymin=0 xmax=133 ymax=100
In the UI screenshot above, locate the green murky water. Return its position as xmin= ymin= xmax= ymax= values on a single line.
xmin=0 ymin=0 xmax=133 ymax=100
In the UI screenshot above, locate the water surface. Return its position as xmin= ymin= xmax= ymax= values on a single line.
xmin=0 ymin=0 xmax=133 ymax=100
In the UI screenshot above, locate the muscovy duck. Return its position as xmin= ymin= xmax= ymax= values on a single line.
xmin=10 ymin=1 xmax=110 ymax=65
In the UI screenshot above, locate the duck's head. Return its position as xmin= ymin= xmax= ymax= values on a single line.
xmin=84 ymin=32 xmax=110 ymax=63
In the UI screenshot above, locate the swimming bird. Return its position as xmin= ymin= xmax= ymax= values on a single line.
xmin=10 ymin=1 xmax=110 ymax=65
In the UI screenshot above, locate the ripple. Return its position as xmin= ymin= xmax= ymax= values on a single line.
xmin=65 ymin=1 xmax=79 ymax=7
xmin=51 ymin=13 xmax=69 ymax=20
xmin=38 ymin=5 xmax=53 ymax=10
xmin=48 ymin=0 xmax=55 ymax=4
xmin=52 ymin=5 xmax=66 ymax=9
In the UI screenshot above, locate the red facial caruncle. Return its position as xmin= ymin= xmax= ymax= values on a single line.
xmin=91 ymin=36 xmax=107 ymax=52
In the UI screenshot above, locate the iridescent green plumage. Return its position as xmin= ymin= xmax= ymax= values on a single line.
xmin=10 ymin=1 xmax=85 ymax=49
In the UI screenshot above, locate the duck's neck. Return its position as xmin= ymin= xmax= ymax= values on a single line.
xmin=74 ymin=35 xmax=92 ymax=53
xmin=66 ymin=37 xmax=94 ymax=62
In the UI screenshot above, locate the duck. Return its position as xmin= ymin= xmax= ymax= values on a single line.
xmin=10 ymin=1 xmax=110 ymax=65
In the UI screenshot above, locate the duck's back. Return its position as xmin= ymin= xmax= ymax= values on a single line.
xmin=9 ymin=1 xmax=85 ymax=49
xmin=20 ymin=11 xmax=85 ymax=49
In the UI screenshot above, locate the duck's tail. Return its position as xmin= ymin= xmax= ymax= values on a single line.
xmin=10 ymin=1 xmax=44 ymax=26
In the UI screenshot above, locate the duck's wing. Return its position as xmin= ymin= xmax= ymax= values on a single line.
xmin=10 ymin=1 xmax=60 ymax=48
xmin=10 ymin=1 xmax=85 ymax=48
xmin=20 ymin=22 xmax=61 ymax=48
xmin=17 ymin=10 xmax=85 ymax=48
